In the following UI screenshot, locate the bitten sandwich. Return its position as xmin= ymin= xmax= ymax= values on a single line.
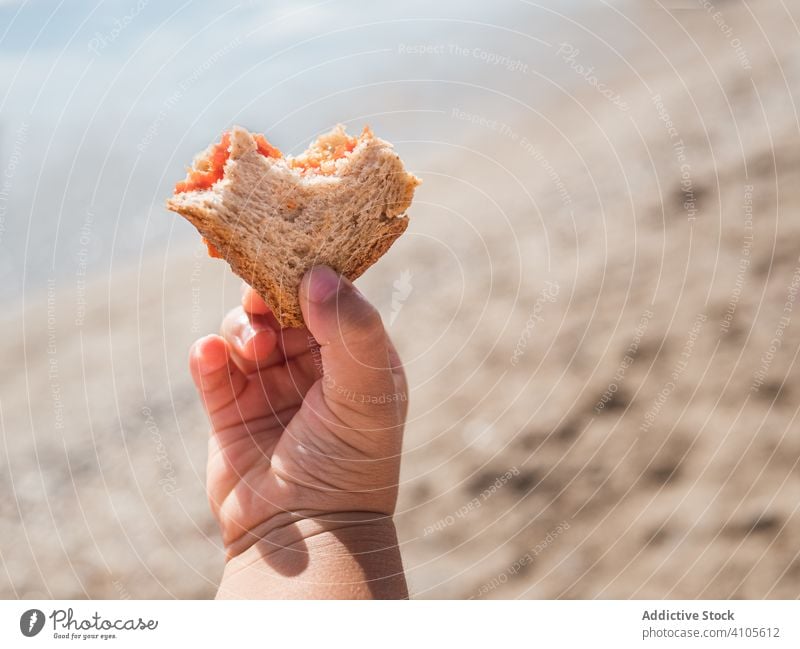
xmin=167 ymin=125 xmax=420 ymax=327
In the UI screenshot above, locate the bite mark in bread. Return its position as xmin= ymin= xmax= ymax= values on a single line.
xmin=166 ymin=125 xmax=420 ymax=327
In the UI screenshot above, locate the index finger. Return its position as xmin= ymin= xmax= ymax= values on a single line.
xmin=240 ymin=282 xmax=315 ymax=360
xmin=241 ymin=283 xmax=272 ymax=316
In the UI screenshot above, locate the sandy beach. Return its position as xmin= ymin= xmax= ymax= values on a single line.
xmin=2 ymin=0 xmax=799 ymax=599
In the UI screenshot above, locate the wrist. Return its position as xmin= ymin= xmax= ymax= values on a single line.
xmin=217 ymin=511 xmax=408 ymax=599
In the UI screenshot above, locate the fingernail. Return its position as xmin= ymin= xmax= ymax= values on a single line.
xmin=195 ymin=336 xmax=227 ymax=374
xmin=307 ymin=266 xmax=343 ymax=303
xmin=237 ymin=322 xmax=257 ymax=347
xmin=234 ymin=312 xmax=260 ymax=347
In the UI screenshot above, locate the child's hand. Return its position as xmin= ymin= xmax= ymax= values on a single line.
xmin=189 ymin=266 xmax=408 ymax=598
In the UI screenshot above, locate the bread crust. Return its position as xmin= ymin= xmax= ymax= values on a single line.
xmin=167 ymin=126 xmax=420 ymax=327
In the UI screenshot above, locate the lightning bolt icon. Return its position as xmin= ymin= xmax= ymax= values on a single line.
xmin=28 ymin=611 xmax=37 ymax=632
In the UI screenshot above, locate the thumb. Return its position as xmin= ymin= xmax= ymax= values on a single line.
xmin=299 ymin=266 xmax=400 ymax=417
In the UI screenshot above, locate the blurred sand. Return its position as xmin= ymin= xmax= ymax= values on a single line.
xmin=2 ymin=0 xmax=800 ymax=598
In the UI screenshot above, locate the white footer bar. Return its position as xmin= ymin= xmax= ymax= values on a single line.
xmin=1 ymin=600 xmax=796 ymax=648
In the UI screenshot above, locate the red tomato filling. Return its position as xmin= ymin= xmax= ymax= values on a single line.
xmin=288 ymin=130 xmax=359 ymax=175
xmin=174 ymin=131 xmax=282 ymax=194
xmin=175 ymin=127 xmax=366 ymax=259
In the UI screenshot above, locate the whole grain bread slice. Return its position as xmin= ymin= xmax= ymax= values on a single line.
xmin=166 ymin=126 xmax=420 ymax=327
